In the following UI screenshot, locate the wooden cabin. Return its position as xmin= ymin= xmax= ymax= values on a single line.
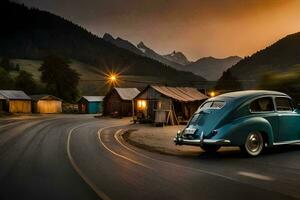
xmin=103 ymin=88 xmax=140 ymax=117
xmin=134 ymin=85 xmax=208 ymax=125
xmin=78 ymin=96 xmax=104 ymax=114
xmin=0 ymin=90 xmax=32 ymax=113
xmin=0 ymin=95 xmax=4 ymax=112
xmin=31 ymin=95 xmax=62 ymax=114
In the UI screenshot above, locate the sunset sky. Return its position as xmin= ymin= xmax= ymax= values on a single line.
xmin=17 ymin=0 xmax=300 ymax=61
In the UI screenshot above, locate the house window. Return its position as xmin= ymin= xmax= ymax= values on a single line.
xmin=137 ymin=100 xmax=147 ymax=110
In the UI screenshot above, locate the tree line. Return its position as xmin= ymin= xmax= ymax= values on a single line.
xmin=0 ymin=55 xmax=79 ymax=102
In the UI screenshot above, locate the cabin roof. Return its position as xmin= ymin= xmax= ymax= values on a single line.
xmin=114 ymin=88 xmax=140 ymax=100
xmin=139 ymin=85 xmax=208 ymax=102
xmin=30 ymin=94 xmax=62 ymax=101
xmin=0 ymin=90 xmax=31 ymax=100
xmin=80 ymin=96 xmax=105 ymax=102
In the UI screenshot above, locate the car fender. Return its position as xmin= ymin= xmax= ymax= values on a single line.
xmin=214 ymin=116 xmax=274 ymax=146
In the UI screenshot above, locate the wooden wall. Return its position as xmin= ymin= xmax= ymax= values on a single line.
xmin=35 ymin=100 xmax=62 ymax=113
xmin=103 ymin=90 xmax=133 ymax=116
xmin=9 ymin=100 xmax=31 ymax=113
xmin=135 ymin=87 xmax=203 ymax=124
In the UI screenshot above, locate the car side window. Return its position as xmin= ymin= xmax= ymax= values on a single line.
xmin=275 ymin=97 xmax=294 ymax=111
xmin=249 ymin=97 xmax=274 ymax=112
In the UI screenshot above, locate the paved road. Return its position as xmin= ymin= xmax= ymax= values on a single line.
xmin=0 ymin=115 xmax=300 ymax=200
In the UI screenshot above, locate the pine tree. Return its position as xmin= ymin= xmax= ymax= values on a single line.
xmin=39 ymin=55 xmax=80 ymax=102
xmin=15 ymin=70 xmax=38 ymax=94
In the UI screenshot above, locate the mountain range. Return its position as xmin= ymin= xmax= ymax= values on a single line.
xmin=184 ymin=56 xmax=242 ymax=80
xmin=2 ymin=0 xmax=299 ymax=91
xmin=0 ymin=0 xmax=205 ymax=87
xmin=103 ymin=33 xmax=241 ymax=80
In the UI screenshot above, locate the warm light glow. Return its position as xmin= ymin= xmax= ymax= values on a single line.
xmin=104 ymin=71 xmax=120 ymax=87
xmin=210 ymin=91 xmax=216 ymax=97
xmin=109 ymin=74 xmax=117 ymax=82
xmin=137 ymin=100 xmax=147 ymax=110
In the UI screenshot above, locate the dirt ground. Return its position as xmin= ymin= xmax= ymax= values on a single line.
xmin=123 ymin=124 xmax=203 ymax=156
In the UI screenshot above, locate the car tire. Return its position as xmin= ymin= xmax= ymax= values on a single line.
xmin=240 ymin=132 xmax=264 ymax=157
xmin=200 ymin=145 xmax=221 ymax=153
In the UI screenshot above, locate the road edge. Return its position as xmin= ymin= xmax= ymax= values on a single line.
xmin=121 ymin=129 xmax=200 ymax=157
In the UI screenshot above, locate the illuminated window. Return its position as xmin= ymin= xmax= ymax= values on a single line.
xmin=137 ymin=100 xmax=147 ymax=110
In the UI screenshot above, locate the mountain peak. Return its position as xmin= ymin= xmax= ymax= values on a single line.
xmin=164 ymin=51 xmax=190 ymax=65
xmin=103 ymin=33 xmax=114 ymax=42
xmin=137 ymin=41 xmax=147 ymax=49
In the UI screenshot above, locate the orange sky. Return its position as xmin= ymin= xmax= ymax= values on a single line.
xmin=18 ymin=0 xmax=300 ymax=60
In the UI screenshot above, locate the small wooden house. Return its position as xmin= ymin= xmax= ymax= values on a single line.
xmin=78 ymin=96 xmax=104 ymax=114
xmin=134 ymin=85 xmax=208 ymax=125
xmin=0 ymin=90 xmax=32 ymax=113
xmin=103 ymin=88 xmax=140 ymax=117
xmin=0 ymin=95 xmax=4 ymax=112
xmin=31 ymin=95 xmax=62 ymax=114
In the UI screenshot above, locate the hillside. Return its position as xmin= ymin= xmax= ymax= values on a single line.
xmin=103 ymin=33 xmax=144 ymax=56
xmin=0 ymin=0 xmax=205 ymax=84
xmin=10 ymin=59 xmax=210 ymax=95
xmin=136 ymin=42 xmax=184 ymax=70
xmin=223 ymin=32 xmax=300 ymax=88
xmin=184 ymin=56 xmax=241 ymax=81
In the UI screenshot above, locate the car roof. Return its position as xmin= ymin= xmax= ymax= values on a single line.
xmin=209 ymin=90 xmax=289 ymax=102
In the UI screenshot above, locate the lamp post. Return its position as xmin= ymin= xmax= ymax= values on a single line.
xmin=106 ymin=72 xmax=119 ymax=89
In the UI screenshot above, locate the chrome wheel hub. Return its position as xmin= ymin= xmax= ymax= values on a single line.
xmin=245 ymin=132 xmax=263 ymax=155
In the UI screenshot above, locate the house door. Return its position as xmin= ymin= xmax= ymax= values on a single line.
xmin=82 ymin=104 xmax=87 ymax=113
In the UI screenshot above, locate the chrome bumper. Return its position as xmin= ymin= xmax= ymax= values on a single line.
xmin=174 ymin=132 xmax=231 ymax=146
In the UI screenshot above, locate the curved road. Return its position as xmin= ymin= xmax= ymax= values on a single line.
xmin=0 ymin=115 xmax=300 ymax=200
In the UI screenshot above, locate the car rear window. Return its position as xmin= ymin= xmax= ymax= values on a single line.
xmin=250 ymin=97 xmax=274 ymax=112
xmin=200 ymin=101 xmax=225 ymax=109
xmin=275 ymin=97 xmax=294 ymax=111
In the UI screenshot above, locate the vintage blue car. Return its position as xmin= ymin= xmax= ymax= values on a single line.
xmin=174 ymin=90 xmax=300 ymax=156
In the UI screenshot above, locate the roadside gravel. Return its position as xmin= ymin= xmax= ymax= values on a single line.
xmin=122 ymin=124 xmax=203 ymax=156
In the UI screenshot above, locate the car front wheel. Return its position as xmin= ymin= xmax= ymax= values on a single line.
xmin=240 ymin=132 xmax=264 ymax=157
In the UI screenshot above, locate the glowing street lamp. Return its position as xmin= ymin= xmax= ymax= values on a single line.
xmin=109 ymin=74 xmax=117 ymax=82
xmin=105 ymin=72 xmax=119 ymax=87
xmin=209 ymin=91 xmax=216 ymax=97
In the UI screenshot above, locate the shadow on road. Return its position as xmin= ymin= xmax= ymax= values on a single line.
xmin=195 ymin=144 xmax=300 ymax=160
